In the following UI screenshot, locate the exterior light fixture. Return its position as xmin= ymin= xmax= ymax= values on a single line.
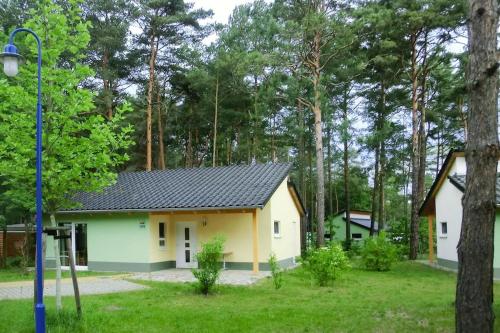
xmin=2 ymin=28 xmax=45 ymax=333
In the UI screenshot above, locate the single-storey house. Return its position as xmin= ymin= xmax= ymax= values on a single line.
xmin=419 ymin=150 xmax=500 ymax=277
xmin=326 ymin=210 xmax=378 ymax=242
xmin=45 ymin=163 xmax=305 ymax=272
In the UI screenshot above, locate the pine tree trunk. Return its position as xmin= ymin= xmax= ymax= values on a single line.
xmin=157 ymin=82 xmax=166 ymax=170
xmin=456 ymin=1 xmax=499 ymax=331
xmin=327 ymin=124 xmax=333 ymax=217
xmin=213 ymin=76 xmax=219 ymax=167
xmin=146 ymin=34 xmax=157 ymax=171
xmin=50 ymin=213 xmax=62 ymax=311
xmin=312 ymin=30 xmax=325 ymax=247
xmin=378 ymin=82 xmax=386 ymax=231
xmin=409 ymin=31 xmax=421 ymax=260
xmin=370 ymin=140 xmax=380 ymax=236
xmin=297 ymin=99 xmax=306 ymax=200
xmin=343 ymin=105 xmax=351 ymax=249
xmin=102 ymin=50 xmax=113 ymax=120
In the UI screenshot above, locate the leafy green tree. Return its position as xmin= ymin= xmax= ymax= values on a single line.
xmin=0 ymin=0 xmax=134 ymax=309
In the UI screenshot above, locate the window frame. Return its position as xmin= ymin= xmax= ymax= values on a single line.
xmin=440 ymin=222 xmax=448 ymax=237
xmin=352 ymin=233 xmax=362 ymax=240
xmin=273 ymin=220 xmax=281 ymax=238
xmin=159 ymin=222 xmax=166 ymax=249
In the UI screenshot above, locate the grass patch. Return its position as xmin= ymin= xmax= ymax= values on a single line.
xmin=1 ymin=261 xmax=500 ymax=332
xmin=0 ymin=268 xmax=119 ymax=283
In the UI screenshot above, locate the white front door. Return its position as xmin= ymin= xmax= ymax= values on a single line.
xmin=176 ymin=222 xmax=198 ymax=268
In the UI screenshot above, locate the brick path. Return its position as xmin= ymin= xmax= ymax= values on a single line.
xmin=0 ymin=275 xmax=146 ymax=300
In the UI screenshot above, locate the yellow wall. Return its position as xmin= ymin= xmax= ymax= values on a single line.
xmin=149 ymin=212 xmax=259 ymax=263
xmin=148 ymin=177 xmax=301 ymax=266
xmin=269 ymin=178 xmax=301 ymax=261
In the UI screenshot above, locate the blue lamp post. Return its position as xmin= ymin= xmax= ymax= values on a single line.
xmin=0 ymin=28 xmax=45 ymax=333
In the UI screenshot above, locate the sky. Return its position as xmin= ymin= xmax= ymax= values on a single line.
xmin=192 ymin=0 xmax=254 ymax=24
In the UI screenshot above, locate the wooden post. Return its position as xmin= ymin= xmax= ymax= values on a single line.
xmin=65 ymin=235 xmax=81 ymax=317
xmin=252 ymin=210 xmax=259 ymax=273
xmin=428 ymin=215 xmax=434 ymax=263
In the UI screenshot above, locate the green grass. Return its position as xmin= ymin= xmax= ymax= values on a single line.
xmin=1 ymin=261 xmax=500 ymax=332
xmin=0 ymin=268 xmax=118 ymax=283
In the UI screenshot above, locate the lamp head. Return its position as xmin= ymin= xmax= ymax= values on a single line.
xmin=0 ymin=44 xmax=21 ymax=77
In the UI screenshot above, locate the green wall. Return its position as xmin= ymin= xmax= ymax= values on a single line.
xmin=327 ymin=214 xmax=371 ymax=242
xmin=45 ymin=212 xmax=151 ymax=270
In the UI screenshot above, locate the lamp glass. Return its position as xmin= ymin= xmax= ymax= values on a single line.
xmin=3 ymin=56 xmax=19 ymax=77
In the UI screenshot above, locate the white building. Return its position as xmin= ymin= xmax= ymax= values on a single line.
xmin=419 ymin=150 xmax=500 ymax=277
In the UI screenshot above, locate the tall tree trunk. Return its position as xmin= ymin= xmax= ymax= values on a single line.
xmin=327 ymin=123 xmax=333 ymax=217
xmin=312 ymin=30 xmax=325 ymax=247
xmin=342 ymin=96 xmax=351 ymax=249
xmin=146 ymin=34 xmax=158 ymax=171
xmin=409 ymin=31 xmax=421 ymax=260
xmin=157 ymin=82 xmax=166 ymax=170
xmin=378 ymin=82 xmax=386 ymax=231
xmin=213 ymin=76 xmax=219 ymax=167
xmin=456 ymin=1 xmax=499 ymax=331
xmin=186 ymin=107 xmax=193 ymax=168
xmin=297 ymin=99 xmax=306 ymax=200
xmin=378 ymin=141 xmax=386 ymax=231
xmin=370 ymin=141 xmax=380 ymax=235
xmin=50 ymin=213 xmax=62 ymax=311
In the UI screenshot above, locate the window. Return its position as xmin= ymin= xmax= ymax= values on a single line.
xmin=159 ymin=222 xmax=166 ymax=248
xmin=273 ymin=220 xmax=281 ymax=237
xmin=352 ymin=233 xmax=362 ymax=240
xmin=441 ymin=222 xmax=448 ymax=236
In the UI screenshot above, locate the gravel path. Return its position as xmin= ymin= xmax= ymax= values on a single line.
xmin=0 ymin=276 xmax=147 ymax=300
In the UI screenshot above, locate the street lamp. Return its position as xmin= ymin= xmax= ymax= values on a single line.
xmin=0 ymin=28 xmax=45 ymax=333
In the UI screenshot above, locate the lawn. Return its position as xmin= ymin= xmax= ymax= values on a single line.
xmin=1 ymin=261 xmax=500 ymax=332
xmin=0 ymin=268 xmax=118 ymax=283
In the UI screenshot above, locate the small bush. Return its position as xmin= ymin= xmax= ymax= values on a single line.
xmin=361 ymin=232 xmax=398 ymax=271
xmin=268 ymin=254 xmax=283 ymax=289
xmin=192 ymin=236 xmax=225 ymax=295
xmin=6 ymin=256 xmax=23 ymax=268
xmin=302 ymin=244 xmax=350 ymax=286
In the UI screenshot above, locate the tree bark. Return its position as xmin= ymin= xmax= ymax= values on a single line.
xmin=157 ymin=81 xmax=166 ymax=170
xmin=213 ymin=76 xmax=219 ymax=167
xmin=342 ymin=95 xmax=351 ymax=249
xmin=50 ymin=213 xmax=62 ymax=311
xmin=312 ymin=30 xmax=325 ymax=247
xmin=409 ymin=31 xmax=421 ymax=260
xmin=370 ymin=140 xmax=380 ymax=236
xmin=456 ymin=0 xmax=499 ymax=331
xmin=378 ymin=82 xmax=386 ymax=231
xmin=146 ymin=33 xmax=158 ymax=171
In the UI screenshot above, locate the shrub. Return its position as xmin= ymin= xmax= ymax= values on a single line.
xmin=302 ymin=244 xmax=350 ymax=286
xmin=268 ymin=254 xmax=283 ymax=289
xmin=361 ymin=232 xmax=398 ymax=271
xmin=6 ymin=256 xmax=23 ymax=268
xmin=192 ymin=236 xmax=225 ymax=295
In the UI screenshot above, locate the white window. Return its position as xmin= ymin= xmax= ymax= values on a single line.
xmin=441 ymin=222 xmax=448 ymax=236
xmin=273 ymin=220 xmax=281 ymax=238
xmin=159 ymin=222 xmax=166 ymax=248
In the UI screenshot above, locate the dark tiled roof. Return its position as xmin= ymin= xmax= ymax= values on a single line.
xmin=61 ymin=163 xmax=292 ymax=213
xmin=343 ymin=217 xmax=378 ymax=231
xmin=448 ymin=174 xmax=500 ymax=204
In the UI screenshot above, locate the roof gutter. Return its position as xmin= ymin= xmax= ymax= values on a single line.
xmin=58 ymin=205 xmax=264 ymax=214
